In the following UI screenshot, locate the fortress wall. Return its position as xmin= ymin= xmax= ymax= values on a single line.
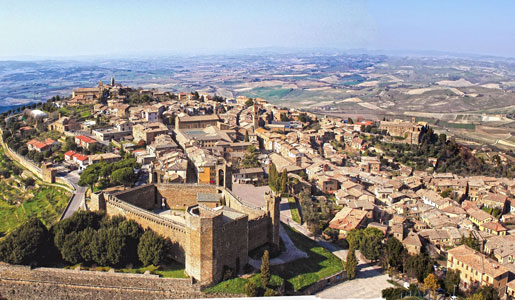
xmin=156 ymin=184 xmax=218 ymax=209
xmin=114 ymin=184 xmax=157 ymax=210
xmin=106 ymin=197 xmax=187 ymax=263
xmin=248 ymin=217 xmax=270 ymax=251
xmin=214 ymin=216 xmax=249 ymax=277
xmin=0 ymin=264 xmax=211 ymax=300
xmin=220 ymin=188 xmax=266 ymax=220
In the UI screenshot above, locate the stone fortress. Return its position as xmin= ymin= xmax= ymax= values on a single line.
xmin=90 ymin=183 xmax=280 ymax=286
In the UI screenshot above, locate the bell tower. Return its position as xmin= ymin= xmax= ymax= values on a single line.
xmin=253 ymin=101 xmax=260 ymax=130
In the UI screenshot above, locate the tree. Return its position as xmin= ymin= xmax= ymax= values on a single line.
xmin=466 ymin=294 xmax=486 ymax=300
xmin=244 ymin=130 xmax=249 ymax=142
xmin=444 ymin=269 xmax=460 ymax=295
xmin=346 ymin=229 xmax=362 ymax=248
xmin=422 ymin=274 xmax=439 ymax=299
xmin=261 ymin=250 xmax=270 ymax=287
xmin=405 ymin=254 xmax=433 ymax=282
xmin=244 ymin=281 xmax=258 ymax=297
xmin=245 ymin=98 xmax=254 ymax=107
xmin=280 ymin=169 xmax=287 ymax=194
xmin=111 ymin=167 xmax=137 ymax=187
xmin=346 ymin=245 xmax=358 ymax=280
xmin=137 ymin=230 xmax=167 ymax=266
xmin=382 ymin=237 xmax=406 ymax=271
xmin=360 ymin=234 xmax=383 ymax=261
xmin=264 ymin=288 xmax=277 ymax=296
xmin=240 ymin=145 xmax=260 ymax=168
xmin=476 ymin=285 xmax=500 ymax=300
xmin=0 ymin=218 xmax=50 ymax=265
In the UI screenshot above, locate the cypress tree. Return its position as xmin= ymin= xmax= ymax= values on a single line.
xmin=261 ymin=250 xmax=271 ymax=287
xmin=346 ymin=245 xmax=358 ymax=280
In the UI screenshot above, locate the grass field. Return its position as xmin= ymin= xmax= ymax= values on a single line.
xmin=288 ymin=197 xmax=301 ymax=224
xmin=0 ymin=147 xmax=71 ymax=234
xmin=204 ymin=223 xmax=343 ymax=294
xmin=117 ymin=261 xmax=188 ymax=278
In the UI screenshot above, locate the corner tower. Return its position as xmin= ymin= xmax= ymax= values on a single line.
xmin=265 ymin=190 xmax=280 ymax=248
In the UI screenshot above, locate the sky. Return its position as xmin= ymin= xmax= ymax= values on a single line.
xmin=1 ymin=0 xmax=514 ymax=59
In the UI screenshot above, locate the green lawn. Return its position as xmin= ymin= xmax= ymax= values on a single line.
xmin=273 ymin=225 xmax=343 ymax=291
xmin=205 ymin=223 xmax=343 ymax=294
xmin=0 ymin=147 xmax=71 ymax=234
xmin=288 ymin=197 xmax=301 ymax=224
xmin=203 ymin=273 xmax=283 ymax=294
xmin=116 ymin=262 xmax=188 ymax=278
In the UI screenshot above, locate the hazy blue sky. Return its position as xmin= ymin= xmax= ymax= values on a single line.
xmin=1 ymin=0 xmax=514 ymax=58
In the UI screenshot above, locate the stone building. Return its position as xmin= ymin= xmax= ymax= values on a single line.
xmin=379 ymin=118 xmax=426 ymax=145
xmin=90 ymin=183 xmax=280 ymax=286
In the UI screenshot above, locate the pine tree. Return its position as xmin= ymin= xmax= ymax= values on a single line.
xmin=280 ymin=170 xmax=287 ymax=194
xmin=261 ymin=250 xmax=271 ymax=287
xmin=346 ymin=245 xmax=358 ymax=280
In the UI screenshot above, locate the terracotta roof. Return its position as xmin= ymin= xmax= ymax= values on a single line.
xmin=448 ymin=245 xmax=509 ymax=278
xmin=76 ymin=135 xmax=97 ymax=144
xmin=481 ymin=221 xmax=507 ymax=232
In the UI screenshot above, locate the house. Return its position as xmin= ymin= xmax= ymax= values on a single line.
xmin=481 ymin=192 xmax=509 ymax=213
xmin=403 ymin=231 xmax=423 ymax=255
xmin=88 ymin=153 xmax=121 ymax=165
xmin=232 ymin=168 xmax=265 ymax=184
xmin=479 ymin=222 xmax=507 ymax=236
xmin=64 ymin=150 xmax=89 ymax=169
xmin=447 ymin=245 xmax=509 ymax=295
xmin=75 ymin=135 xmax=98 ymax=150
xmin=329 ymin=207 xmax=368 ymax=237
xmin=466 ymin=207 xmax=494 ymax=227
xmin=48 ymin=117 xmax=81 ymax=133
xmin=26 ymin=138 xmax=60 ymax=152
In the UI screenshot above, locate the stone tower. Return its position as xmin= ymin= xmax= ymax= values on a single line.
xmin=253 ymin=102 xmax=260 ymax=130
xmin=265 ymin=190 xmax=281 ymax=248
xmin=41 ymin=163 xmax=56 ymax=183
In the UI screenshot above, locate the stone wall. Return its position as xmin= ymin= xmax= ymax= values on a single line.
xmin=156 ymin=184 xmax=218 ymax=209
xmin=105 ymin=196 xmax=187 ymax=263
xmin=0 ymin=263 xmax=222 ymax=300
xmin=221 ymin=188 xmax=266 ymax=220
xmin=298 ymin=270 xmax=346 ymax=295
xmin=113 ymin=184 xmax=157 ymax=210
xmin=248 ymin=217 xmax=270 ymax=251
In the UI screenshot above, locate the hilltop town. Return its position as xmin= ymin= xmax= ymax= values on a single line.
xmin=1 ymin=77 xmax=515 ymax=299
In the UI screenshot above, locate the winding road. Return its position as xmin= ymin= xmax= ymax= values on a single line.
xmin=59 ymin=170 xmax=87 ymax=220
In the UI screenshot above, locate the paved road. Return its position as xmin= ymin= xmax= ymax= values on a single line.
xmin=280 ymin=198 xmax=393 ymax=298
xmin=60 ymin=171 xmax=87 ymax=220
xmin=316 ymin=262 xmax=392 ymax=299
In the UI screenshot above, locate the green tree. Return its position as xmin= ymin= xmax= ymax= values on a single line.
xmin=444 ymin=269 xmax=460 ymax=295
xmin=346 ymin=245 xmax=358 ymax=280
xmin=405 ymin=254 xmax=433 ymax=282
xmin=261 ymin=250 xmax=270 ymax=287
xmin=111 ymin=167 xmax=137 ymax=187
xmin=244 ymin=130 xmax=249 ymax=142
xmin=476 ymin=285 xmax=500 ymax=300
xmin=244 ymin=281 xmax=258 ymax=297
xmin=245 ymin=98 xmax=254 ymax=107
xmin=264 ymin=288 xmax=277 ymax=296
xmin=280 ymin=169 xmax=288 ymax=194
xmin=360 ymin=234 xmax=383 ymax=261
xmin=137 ymin=230 xmax=167 ymax=266
xmin=240 ymin=145 xmax=260 ymax=168
xmin=0 ymin=218 xmax=50 ymax=265
xmin=382 ymin=237 xmax=406 ymax=271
